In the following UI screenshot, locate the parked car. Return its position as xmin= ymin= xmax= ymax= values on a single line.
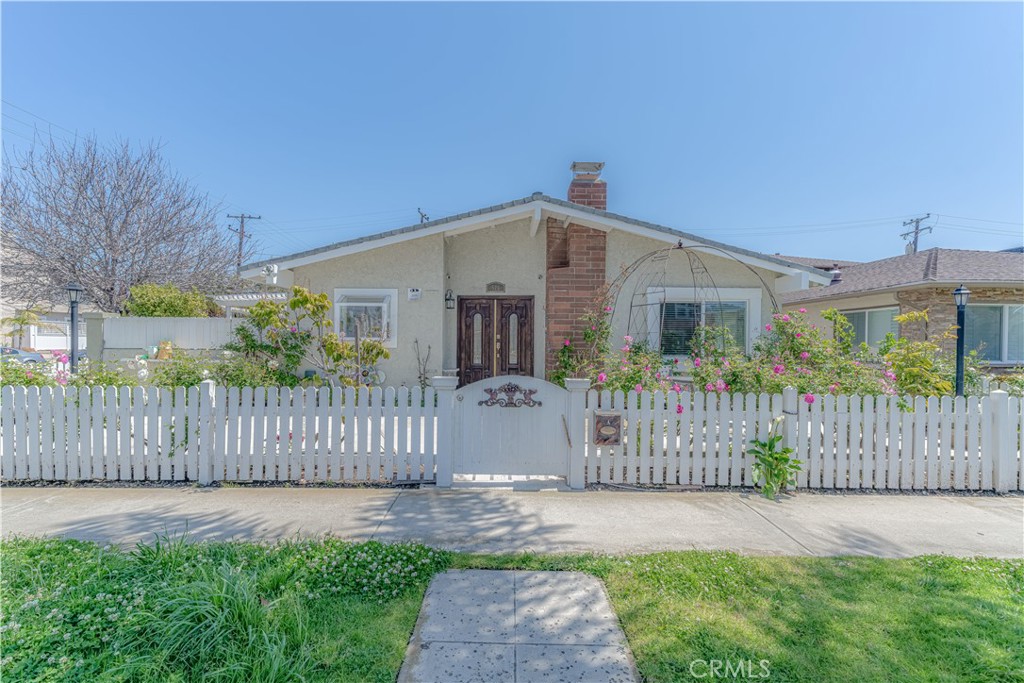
xmin=0 ymin=347 xmax=46 ymax=364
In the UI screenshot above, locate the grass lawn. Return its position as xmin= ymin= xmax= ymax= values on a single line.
xmin=1 ymin=537 xmax=1021 ymax=682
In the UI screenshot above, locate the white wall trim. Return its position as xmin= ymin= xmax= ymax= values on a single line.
xmin=333 ymin=288 xmax=399 ymax=349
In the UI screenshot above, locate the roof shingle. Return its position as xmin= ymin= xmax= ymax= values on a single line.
xmin=780 ymin=248 xmax=1024 ymax=304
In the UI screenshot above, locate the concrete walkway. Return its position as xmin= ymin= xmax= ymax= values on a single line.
xmin=1 ymin=486 xmax=1021 ymax=557
xmin=397 ymin=570 xmax=638 ymax=683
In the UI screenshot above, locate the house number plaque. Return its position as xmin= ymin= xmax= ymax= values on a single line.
xmin=593 ymin=411 xmax=623 ymax=446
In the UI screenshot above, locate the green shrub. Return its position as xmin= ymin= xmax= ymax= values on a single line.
xmin=0 ymin=361 xmax=56 ymax=387
xmin=123 ymin=283 xmax=215 ymax=318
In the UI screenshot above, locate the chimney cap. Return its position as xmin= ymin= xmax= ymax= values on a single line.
xmin=571 ymin=161 xmax=605 ymax=177
xmin=829 ymin=264 xmax=843 ymax=285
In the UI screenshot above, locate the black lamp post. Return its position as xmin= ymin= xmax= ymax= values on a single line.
xmin=67 ymin=283 xmax=84 ymax=373
xmin=952 ymin=284 xmax=971 ymax=396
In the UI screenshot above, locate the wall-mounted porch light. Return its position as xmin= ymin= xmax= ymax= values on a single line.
xmin=445 ymin=289 xmax=455 ymax=310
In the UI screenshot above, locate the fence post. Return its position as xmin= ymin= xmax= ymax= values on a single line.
xmin=782 ymin=386 xmax=798 ymax=455
xmin=432 ymin=376 xmax=458 ymax=488
xmin=198 ymin=380 xmax=216 ymax=485
xmin=990 ymin=390 xmax=1012 ymax=493
xmin=564 ymin=378 xmax=592 ymax=490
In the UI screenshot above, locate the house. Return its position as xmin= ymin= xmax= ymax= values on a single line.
xmin=780 ymin=248 xmax=1024 ymax=368
xmin=0 ymin=300 xmax=88 ymax=355
xmin=240 ymin=163 xmax=831 ymax=387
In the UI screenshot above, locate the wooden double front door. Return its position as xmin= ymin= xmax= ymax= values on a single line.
xmin=457 ymin=297 xmax=534 ymax=386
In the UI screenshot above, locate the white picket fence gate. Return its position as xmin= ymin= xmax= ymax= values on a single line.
xmin=1 ymin=379 xmax=1021 ymax=492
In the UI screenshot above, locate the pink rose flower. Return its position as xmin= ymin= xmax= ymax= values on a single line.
xmin=804 ymin=393 xmax=815 ymax=404
xmin=795 ymin=333 xmax=802 ymax=338
xmin=781 ymin=314 xmax=790 ymax=322
xmin=800 ymin=351 xmax=810 ymax=360
xmin=799 ymin=308 xmax=807 ymax=313
xmin=765 ymin=324 xmax=772 ymax=331
xmin=624 ymin=335 xmax=634 ymax=343
xmin=676 ymin=404 xmax=684 ymax=414
xmin=604 ymin=306 xmax=613 ymax=313
xmin=705 ymin=383 xmax=714 ymax=392
xmin=597 ymin=372 xmax=607 ymax=383
xmin=693 ymin=358 xmax=701 ymax=368
xmin=564 ymin=339 xmax=571 ymax=347
xmin=635 ymin=384 xmax=643 ymax=394
xmin=672 ymin=383 xmax=681 ymax=393
xmin=773 ymin=364 xmax=785 ymax=375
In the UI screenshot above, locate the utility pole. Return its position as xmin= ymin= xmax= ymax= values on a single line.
xmin=227 ymin=213 xmax=261 ymax=274
xmin=900 ymin=214 xmax=932 ymax=254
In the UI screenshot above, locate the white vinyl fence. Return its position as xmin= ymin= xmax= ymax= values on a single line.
xmin=1 ymin=381 xmax=1021 ymax=492
xmin=0 ymin=384 xmax=436 ymax=484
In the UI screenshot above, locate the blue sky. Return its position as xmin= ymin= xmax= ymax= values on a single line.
xmin=3 ymin=1 xmax=1022 ymax=263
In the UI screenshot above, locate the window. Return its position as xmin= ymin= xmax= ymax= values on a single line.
xmin=840 ymin=307 xmax=898 ymax=349
xmin=649 ymin=287 xmax=761 ymax=356
xmin=32 ymin=315 xmax=86 ymax=339
xmin=659 ymin=302 xmax=747 ymax=355
xmin=965 ymin=304 xmax=1024 ymax=364
xmin=333 ymin=289 xmax=398 ymax=348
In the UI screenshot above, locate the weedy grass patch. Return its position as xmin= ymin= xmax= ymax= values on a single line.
xmin=2 ymin=538 xmax=1021 ymax=682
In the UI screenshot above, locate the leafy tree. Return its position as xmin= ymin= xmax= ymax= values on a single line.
xmin=1 ymin=135 xmax=251 ymax=312
xmin=123 ymin=284 xmax=215 ymax=318
xmin=0 ymin=308 xmax=62 ymax=348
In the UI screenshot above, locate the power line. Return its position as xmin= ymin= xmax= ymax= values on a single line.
xmin=935 ymin=213 xmax=1023 ymax=226
xmin=1 ymin=100 xmax=79 ymax=137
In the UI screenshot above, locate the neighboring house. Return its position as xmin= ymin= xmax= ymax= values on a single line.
xmin=781 ymin=248 xmax=1024 ymax=369
xmin=0 ymin=301 xmax=88 ymax=354
xmin=240 ymin=162 xmax=830 ymax=387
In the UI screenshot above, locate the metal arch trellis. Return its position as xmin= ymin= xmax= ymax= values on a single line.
xmin=605 ymin=241 xmax=781 ymax=356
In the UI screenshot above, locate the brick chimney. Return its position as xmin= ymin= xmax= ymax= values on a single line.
xmin=567 ymin=161 xmax=607 ymax=211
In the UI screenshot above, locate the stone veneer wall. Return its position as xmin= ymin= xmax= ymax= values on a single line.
xmin=896 ymin=286 xmax=1023 ymax=356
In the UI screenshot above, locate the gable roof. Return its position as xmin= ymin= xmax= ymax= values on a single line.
xmin=781 ymin=248 xmax=1024 ymax=304
xmin=241 ymin=193 xmax=830 ymax=282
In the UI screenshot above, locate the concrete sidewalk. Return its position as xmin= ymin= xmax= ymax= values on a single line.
xmin=398 ymin=570 xmax=638 ymax=682
xmin=1 ymin=485 xmax=1021 ymax=558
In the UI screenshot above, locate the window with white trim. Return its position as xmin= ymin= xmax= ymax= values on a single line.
xmin=649 ymin=287 xmax=761 ymax=356
xmin=333 ymin=289 xmax=398 ymax=348
xmin=660 ymin=301 xmax=747 ymax=355
xmin=965 ymin=304 xmax=1023 ymax=364
xmin=839 ymin=307 xmax=898 ymax=349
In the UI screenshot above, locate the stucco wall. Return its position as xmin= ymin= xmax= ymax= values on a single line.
xmin=288 ymin=233 xmax=446 ymax=387
xmin=604 ymin=230 xmax=783 ymax=353
xmin=782 ymin=292 xmax=900 ymax=332
xmin=443 ymin=219 xmax=547 ymax=376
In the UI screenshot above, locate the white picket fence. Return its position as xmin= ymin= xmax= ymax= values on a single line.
xmin=0 ymin=384 xmax=436 ymax=484
xmin=583 ymin=389 xmax=1023 ymax=492
xmin=1 ymin=382 xmax=1021 ymax=492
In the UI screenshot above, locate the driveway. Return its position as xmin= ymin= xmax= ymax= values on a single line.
xmin=1 ymin=486 xmax=1021 ymax=558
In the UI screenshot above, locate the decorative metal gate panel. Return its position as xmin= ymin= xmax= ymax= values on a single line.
xmin=453 ymin=375 xmax=569 ymax=476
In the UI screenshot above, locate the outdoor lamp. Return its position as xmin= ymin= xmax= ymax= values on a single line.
xmin=952 ymin=284 xmax=971 ymax=396
xmin=445 ymin=289 xmax=455 ymax=310
xmin=67 ymin=282 xmax=84 ymax=373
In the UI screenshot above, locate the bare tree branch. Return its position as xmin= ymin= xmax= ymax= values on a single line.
xmin=1 ymin=135 xmax=256 ymax=312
